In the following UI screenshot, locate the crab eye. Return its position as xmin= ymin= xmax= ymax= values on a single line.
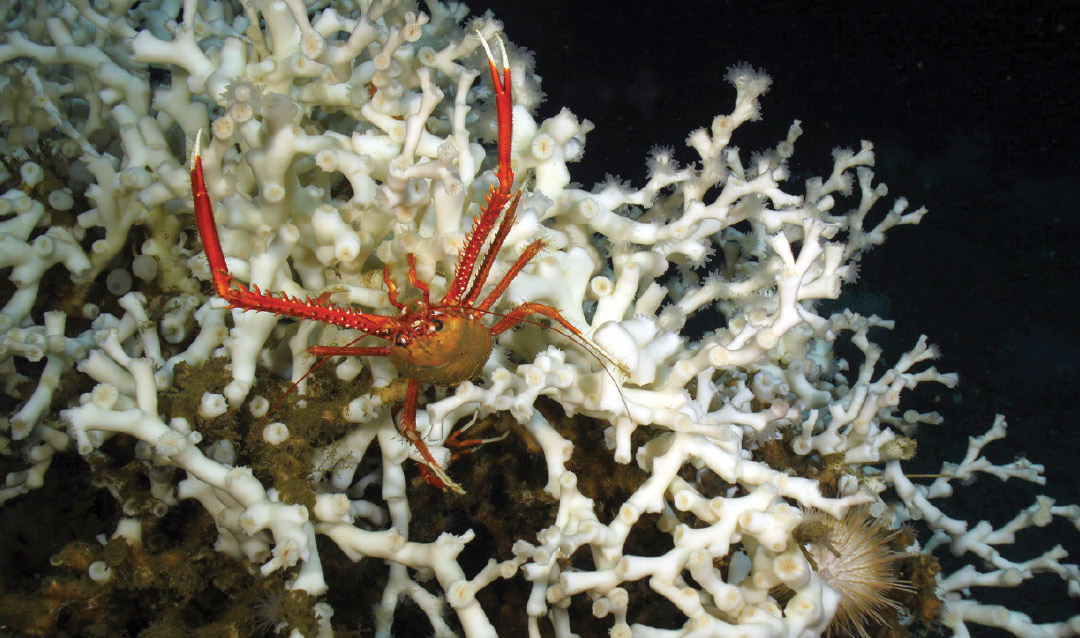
xmin=431 ymin=319 xmax=444 ymax=331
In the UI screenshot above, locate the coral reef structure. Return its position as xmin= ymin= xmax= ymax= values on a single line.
xmin=1 ymin=1 xmax=1077 ymax=636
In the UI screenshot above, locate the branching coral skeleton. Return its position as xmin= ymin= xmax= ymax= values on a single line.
xmin=0 ymin=1 xmax=1077 ymax=637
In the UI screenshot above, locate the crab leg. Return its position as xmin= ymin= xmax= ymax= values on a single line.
xmin=400 ymin=379 xmax=465 ymax=494
xmin=189 ymin=134 xmax=397 ymax=335
xmin=307 ymin=345 xmax=394 ymax=358
xmin=443 ymin=33 xmax=516 ymax=306
xmin=488 ymin=301 xmax=587 ymax=339
xmin=463 ymin=189 xmax=525 ymax=306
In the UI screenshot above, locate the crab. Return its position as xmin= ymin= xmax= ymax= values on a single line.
xmin=188 ymin=34 xmax=592 ymax=493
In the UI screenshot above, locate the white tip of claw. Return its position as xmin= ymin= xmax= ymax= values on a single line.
xmin=475 ymin=30 xmax=508 ymax=70
xmin=495 ymin=33 xmax=508 ymax=70
xmin=475 ymin=28 xmax=495 ymax=64
xmin=189 ymin=128 xmax=203 ymax=170
xmin=430 ymin=461 xmax=466 ymax=495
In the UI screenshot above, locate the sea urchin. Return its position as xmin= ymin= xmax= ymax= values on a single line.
xmin=797 ymin=506 xmax=914 ymax=637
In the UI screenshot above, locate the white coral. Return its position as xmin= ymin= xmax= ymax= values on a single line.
xmin=0 ymin=2 xmax=1075 ymax=638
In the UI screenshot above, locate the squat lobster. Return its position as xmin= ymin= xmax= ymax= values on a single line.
xmin=189 ymin=34 xmax=589 ymax=493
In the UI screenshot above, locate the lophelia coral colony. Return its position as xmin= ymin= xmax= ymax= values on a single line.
xmin=0 ymin=0 xmax=1076 ymax=637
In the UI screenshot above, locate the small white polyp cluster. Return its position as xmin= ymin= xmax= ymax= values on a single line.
xmin=1 ymin=1 xmax=1078 ymax=637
